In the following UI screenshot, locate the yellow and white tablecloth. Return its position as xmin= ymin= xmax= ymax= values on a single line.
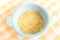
xmin=0 ymin=0 xmax=60 ymax=40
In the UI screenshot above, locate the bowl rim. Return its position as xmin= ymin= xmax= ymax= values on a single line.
xmin=12 ymin=3 xmax=50 ymax=38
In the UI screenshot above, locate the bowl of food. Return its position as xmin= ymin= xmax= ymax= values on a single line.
xmin=7 ymin=3 xmax=50 ymax=38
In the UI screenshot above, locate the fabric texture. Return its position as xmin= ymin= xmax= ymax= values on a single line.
xmin=0 ymin=0 xmax=60 ymax=40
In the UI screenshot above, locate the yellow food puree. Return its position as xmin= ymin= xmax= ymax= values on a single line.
xmin=18 ymin=10 xmax=44 ymax=34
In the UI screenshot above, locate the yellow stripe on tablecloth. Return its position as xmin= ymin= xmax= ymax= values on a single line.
xmin=47 ymin=20 xmax=60 ymax=34
xmin=57 ymin=7 xmax=60 ymax=12
xmin=46 ymin=2 xmax=57 ymax=10
xmin=0 ymin=0 xmax=28 ymax=15
xmin=22 ymin=37 xmax=30 ymax=40
xmin=54 ymin=34 xmax=60 ymax=40
xmin=39 ymin=0 xmax=49 ymax=5
xmin=38 ymin=34 xmax=47 ymax=40
xmin=38 ymin=20 xmax=60 ymax=40
xmin=6 ymin=32 xmax=18 ymax=40
xmin=0 ymin=26 xmax=12 ymax=37
xmin=51 ymin=2 xmax=57 ymax=7
xmin=39 ymin=0 xmax=53 ymax=11
xmin=0 ymin=0 xmax=15 ymax=10
xmin=0 ymin=0 xmax=28 ymax=17
xmin=53 ymin=22 xmax=60 ymax=27
xmin=46 ymin=6 xmax=52 ymax=10
xmin=38 ymin=29 xmax=56 ymax=40
xmin=0 ymin=19 xmax=6 ymax=26
xmin=28 ymin=0 xmax=37 ymax=2
xmin=40 ymin=1 xmax=46 ymax=6
xmin=51 ymin=11 xmax=58 ymax=19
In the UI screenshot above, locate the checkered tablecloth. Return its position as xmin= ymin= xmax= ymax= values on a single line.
xmin=0 ymin=0 xmax=60 ymax=40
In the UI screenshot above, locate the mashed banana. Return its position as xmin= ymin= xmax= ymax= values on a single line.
xmin=18 ymin=10 xmax=44 ymax=34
